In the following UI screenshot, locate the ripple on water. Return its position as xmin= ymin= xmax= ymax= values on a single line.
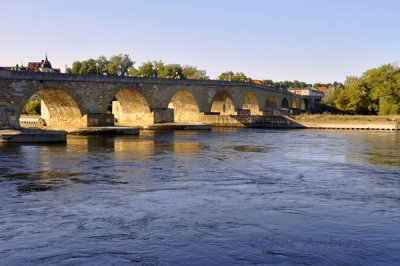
xmin=0 ymin=130 xmax=400 ymax=265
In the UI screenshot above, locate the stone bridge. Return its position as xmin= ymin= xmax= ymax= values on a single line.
xmin=0 ymin=70 xmax=308 ymax=128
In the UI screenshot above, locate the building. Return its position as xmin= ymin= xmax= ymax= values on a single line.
xmin=316 ymin=86 xmax=328 ymax=95
xmin=287 ymin=87 xmax=325 ymax=97
xmin=27 ymin=55 xmax=60 ymax=73
xmin=0 ymin=55 xmax=60 ymax=73
xmin=287 ymin=87 xmax=324 ymax=113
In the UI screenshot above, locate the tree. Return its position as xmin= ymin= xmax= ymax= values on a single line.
xmin=218 ymin=71 xmax=248 ymax=82
xmin=107 ymin=54 xmax=134 ymax=76
xmin=363 ymin=64 xmax=400 ymax=115
xmin=128 ymin=67 xmax=141 ymax=77
xmin=322 ymin=85 xmax=343 ymax=106
xmin=138 ymin=61 xmax=157 ymax=77
xmin=182 ymin=65 xmax=208 ymax=80
xmin=96 ymin=55 xmax=109 ymax=75
xmin=334 ymin=63 xmax=400 ymax=115
xmin=263 ymin=80 xmax=274 ymax=87
xmin=335 ymin=76 xmax=370 ymax=114
xmin=79 ymin=59 xmax=98 ymax=75
xmin=159 ymin=64 xmax=183 ymax=78
xmin=70 ymin=61 xmax=82 ymax=74
xmin=22 ymin=98 xmax=41 ymax=115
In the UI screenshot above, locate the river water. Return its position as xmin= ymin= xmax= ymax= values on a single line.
xmin=0 ymin=129 xmax=399 ymax=265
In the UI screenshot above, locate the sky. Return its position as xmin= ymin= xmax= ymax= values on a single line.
xmin=1 ymin=0 xmax=399 ymax=83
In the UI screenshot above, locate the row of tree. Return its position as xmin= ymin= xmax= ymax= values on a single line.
xmin=66 ymin=54 xmax=134 ymax=76
xmin=130 ymin=61 xmax=208 ymax=79
xmin=65 ymin=54 xmax=346 ymax=89
xmin=65 ymin=55 xmax=208 ymax=80
xmin=322 ymin=63 xmax=400 ymax=115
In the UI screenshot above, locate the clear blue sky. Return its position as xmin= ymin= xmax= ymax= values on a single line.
xmin=1 ymin=0 xmax=399 ymax=83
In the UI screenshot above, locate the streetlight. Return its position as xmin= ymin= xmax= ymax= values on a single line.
xmin=96 ymin=62 xmax=99 ymax=75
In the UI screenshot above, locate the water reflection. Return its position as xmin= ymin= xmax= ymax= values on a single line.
xmin=342 ymin=131 xmax=400 ymax=168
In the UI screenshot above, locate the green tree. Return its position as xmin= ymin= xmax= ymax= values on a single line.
xmin=322 ymin=85 xmax=343 ymax=106
xmin=138 ymin=61 xmax=156 ymax=77
xmin=96 ymin=55 xmax=109 ymax=75
xmin=335 ymin=63 xmax=400 ymax=115
xmin=159 ymin=64 xmax=183 ymax=78
xmin=218 ymin=71 xmax=248 ymax=82
xmin=128 ymin=67 xmax=141 ymax=77
xmin=107 ymin=54 xmax=134 ymax=76
xmin=363 ymin=64 xmax=400 ymax=115
xmin=22 ymin=98 xmax=41 ymax=115
xmin=262 ymin=80 xmax=274 ymax=87
xmin=182 ymin=65 xmax=208 ymax=79
xmin=71 ymin=61 xmax=83 ymax=74
xmin=335 ymin=76 xmax=370 ymax=114
xmin=79 ymin=59 xmax=98 ymax=74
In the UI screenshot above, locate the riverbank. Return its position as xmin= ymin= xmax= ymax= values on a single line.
xmin=292 ymin=115 xmax=400 ymax=130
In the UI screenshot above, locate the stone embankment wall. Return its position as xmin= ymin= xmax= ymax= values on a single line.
xmin=200 ymin=115 xmax=300 ymax=128
xmin=200 ymin=115 xmax=400 ymax=130
xmin=294 ymin=119 xmax=399 ymax=130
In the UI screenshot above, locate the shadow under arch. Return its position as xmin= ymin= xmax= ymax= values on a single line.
xmin=112 ymin=88 xmax=153 ymax=125
xmin=210 ymin=91 xmax=236 ymax=115
xmin=242 ymin=92 xmax=261 ymax=115
xmin=265 ymin=95 xmax=278 ymax=115
xmin=280 ymin=97 xmax=289 ymax=110
xmin=29 ymin=88 xmax=83 ymax=127
xmin=168 ymin=90 xmax=200 ymax=122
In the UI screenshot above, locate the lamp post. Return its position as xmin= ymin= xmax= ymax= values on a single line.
xmin=96 ymin=62 xmax=99 ymax=75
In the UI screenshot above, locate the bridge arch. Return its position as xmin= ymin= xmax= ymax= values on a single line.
xmin=112 ymin=88 xmax=153 ymax=125
xmin=291 ymin=98 xmax=299 ymax=109
xmin=301 ymin=99 xmax=306 ymax=111
xmin=280 ymin=97 xmax=289 ymax=110
xmin=211 ymin=91 xmax=236 ymax=115
xmin=242 ymin=92 xmax=261 ymax=115
xmin=265 ymin=95 xmax=278 ymax=115
xmin=19 ymin=88 xmax=83 ymax=128
xmin=168 ymin=90 xmax=200 ymax=122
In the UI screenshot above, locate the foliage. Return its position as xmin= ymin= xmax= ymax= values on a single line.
xmin=219 ymin=71 xmax=249 ymax=82
xmin=334 ymin=64 xmax=400 ymax=115
xmin=107 ymin=54 xmax=134 ymax=76
xmin=132 ymin=60 xmax=208 ymax=79
xmin=318 ymin=103 xmax=347 ymax=115
xmin=159 ymin=64 xmax=183 ymax=78
xmin=182 ymin=65 xmax=208 ymax=80
xmin=321 ymin=84 xmax=344 ymax=106
xmin=22 ymin=98 xmax=41 ymax=115
xmin=128 ymin=67 xmax=141 ymax=77
xmin=66 ymin=54 xmax=135 ymax=76
xmin=138 ymin=61 xmax=158 ymax=77
xmin=261 ymin=79 xmax=314 ymax=89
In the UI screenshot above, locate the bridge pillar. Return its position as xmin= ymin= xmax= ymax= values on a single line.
xmin=0 ymin=106 xmax=18 ymax=128
xmin=153 ymin=108 xmax=174 ymax=123
xmin=82 ymin=113 xmax=114 ymax=127
xmin=236 ymin=109 xmax=251 ymax=116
